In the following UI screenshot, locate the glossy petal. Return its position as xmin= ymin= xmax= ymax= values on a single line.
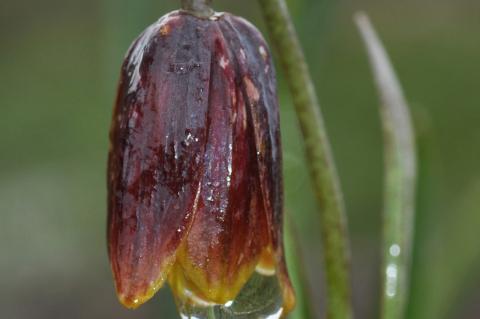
xmin=108 ymin=10 xmax=295 ymax=314
xmin=169 ymin=22 xmax=271 ymax=304
xmin=219 ymin=15 xmax=296 ymax=312
xmin=108 ymin=12 xmax=213 ymax=308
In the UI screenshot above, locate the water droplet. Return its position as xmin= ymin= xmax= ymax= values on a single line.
xmin=168 ymin=62 xmax=202 ymax=75
xmin=389 ymin=244 xmax=401 ymax=257
xmin=184 ymin=132 xmax=195 ymax=146
xmin=219 ymin=56 xmax=229 ymax=69
xmin=259 ymin=45 xmax=268 ymax=61
xmin=176 ymin=272 xmax=284 ymax=318
xmin=386 ymin=263 xmax=398 ymax=298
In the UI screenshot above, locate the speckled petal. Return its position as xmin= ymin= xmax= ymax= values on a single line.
xmin=219 ymin=15 xmax=296 ymax=313
xmin=108 ymin=10 xmax=295 ymax=315
xmin=169 ymin=24 xmax=271 ymax=304
xmin=108 ymin=12 xmax=214 ymax=308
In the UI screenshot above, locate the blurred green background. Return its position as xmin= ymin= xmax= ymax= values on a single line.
xmin=1 ymin=0 xmax=479 ymax=318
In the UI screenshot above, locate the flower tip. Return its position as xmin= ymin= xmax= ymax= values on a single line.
xmin=116 ymin=282 xmax=164 ymax=309
xmin=117 ymin=292 xmax=151 ymax=309
xmin=282 ymin=287 xmax=296 ymax=316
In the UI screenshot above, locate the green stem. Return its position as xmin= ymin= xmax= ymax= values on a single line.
xmin=257 ymin=1 xmax=353 ymax=319
xmin=180 ymin=0 xmax=214 ymax=18
xmin=354 ymin=12 xmax=417 ymax=319
xmin=206 ymin=307 xmax=216 ymax=319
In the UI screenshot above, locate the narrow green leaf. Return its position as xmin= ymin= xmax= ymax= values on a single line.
xmin=355 ymin=12 xmax=417 ymax=319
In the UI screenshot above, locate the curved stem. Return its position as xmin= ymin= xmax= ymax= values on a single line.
xmin=257 ymin=1 xmax=353 ymax=319
xmin=180 ymin=0 xmax=214 ymax=18
xmin=355 ymin=12 xmax=417 ymax=319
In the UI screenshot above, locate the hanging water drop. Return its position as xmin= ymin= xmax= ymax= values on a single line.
xmin=177 ymin=271 xmax=284 ymax=319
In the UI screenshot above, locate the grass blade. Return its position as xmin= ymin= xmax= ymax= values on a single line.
xmin=355 ymin=12 xmax=417 ymax=319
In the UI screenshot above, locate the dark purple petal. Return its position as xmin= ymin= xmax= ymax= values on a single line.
xmin=108 ymin=12 xmax=214 ymax=308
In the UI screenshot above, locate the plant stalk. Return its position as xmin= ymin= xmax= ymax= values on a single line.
xmin=257 ymin=1 xmax=353 ymax=319
xmin=180 ymin=0 xmax=214 ymax=18
xmin=206 ymin=307 xmax=216 ymax=319
xmin=355 ymin=12 xmax=417 ymax=319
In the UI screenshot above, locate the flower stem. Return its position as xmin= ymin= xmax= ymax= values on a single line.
xmin=257 ymin=1 xmax=353 ymax=319
xmin=354 ymin=12 xmax=417 ymax=319
xmin=180 ymin=0 xmax=214 ymax=18
xmin=206 ymin=307 xmax=216 ymax=319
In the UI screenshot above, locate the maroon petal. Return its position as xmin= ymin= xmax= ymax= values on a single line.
xmin=107 ymin=12 xmax=214 ymax=308
xmin=219 ymin=15 xmax=296 ymax=312
xmin=169 ymin=24 xmax=271 ymax=304
xmin=108 ymin=10 xmax=295 ymax=314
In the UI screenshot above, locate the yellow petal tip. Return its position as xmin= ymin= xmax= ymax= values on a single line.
xmin=117 ymin=278 xmax=167 ymax=309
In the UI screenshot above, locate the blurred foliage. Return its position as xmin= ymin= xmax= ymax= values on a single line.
xmin=0 ymin=0 xmax=479 ymax=318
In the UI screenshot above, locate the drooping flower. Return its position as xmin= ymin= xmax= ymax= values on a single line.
xmin=107 ymin=9 xmax=295 ymax=316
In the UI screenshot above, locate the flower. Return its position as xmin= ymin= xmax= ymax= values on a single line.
xmin=107 ymin=9 xmax=295 ymax=316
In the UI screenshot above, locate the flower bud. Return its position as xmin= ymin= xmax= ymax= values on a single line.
xmin=107 ymin=9 xmax=295 ymax=316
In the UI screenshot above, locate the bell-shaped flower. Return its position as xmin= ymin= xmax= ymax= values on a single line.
xmin=107 ymin=9 xmax=295 ymax=317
